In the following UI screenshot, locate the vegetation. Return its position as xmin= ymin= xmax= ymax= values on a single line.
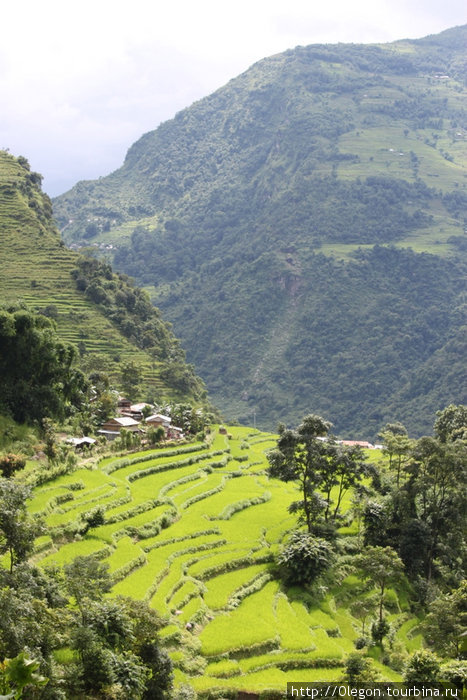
xmin=0 ymin=150 xmax=208 ymax=407
xmin=267 ymin=415 xmax=366 ymax=534
xmin=53 ymin=26 xmax=467 ymax=436
xmin=0 ymin=307 xmax=87 ymax=423
xmin=0 ymin=407 xmax=464 ymax=696
xmin=0 ymin=26 xmax=466 ymax=698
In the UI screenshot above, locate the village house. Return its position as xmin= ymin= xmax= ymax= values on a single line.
xmin=65 ymin=436 xmax=97 ymax=450
xmin=117 ymin=397 xmax=131 ymax=413
xmin=340 ymin=440 xmax=375 ymax=449
xmin=145 ymin=413 xmax=172 ymax=430
xmin=167 ymin=425 xmax=184 ymax=440
xmin=98 ymin=416 xmax=141 ymax=440
xmin=145 ymin=414 xmax=184 ymax=440
xmin=128 ymin=403 xmax=153 ymax=420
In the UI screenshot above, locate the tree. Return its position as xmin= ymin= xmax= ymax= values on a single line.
xmin=342 ymin=652 xmax=375 ymax=684
xmin=0 ymin=454 xmax=26 ymax=479
xmin=120 ymin=360 xmax=143 ymax=401
xmin=64 ymin=556 xmax=112 ymax=612
xmin=0 ymin=480 xmax=38 ymax=573
xmin=267 ymin=415 xmax=332 ymax=534
xmin=268 ymin=414 xmax=365 ymax=534
xmin=41 ymin=417 xmax=57 ymax=464
xmin=139 ymin=643 xmax=173 ymax=700
xmin=440 ymin=660 xmax=467 ymax=689
xmin=0 ymin=652 xmax=48 ymax=698
xmin=319 ymin=442 xmax=367 ymax=522
xmin=147 ymin=426 xmax=166 ymax=446
xmin=363 ymin=500 xmax=389 ymax=547
xmin=0 ymin=308 xmax=87 ymax=423
xmin=379 ymin=427 xmax=414 ymax=486
xmin=62 ymin=556 xmax=173 ymax=698
xmin=81 ymin=506 xmax=105 ymax=532
xmin=0 ymin=560 xmax=64 ymax=685
xmin=421 ymin=581 xmax=467 ymax=658
xmin=404 ymin=650 xmax=440 ymax=685
xmin=409 ymin=436 xmax=466 ymax=581
xmin=164 ymin=403 xmax=208 ymax=434
xmin=350 ymin=594 xmax=378 ymax=636
xmin=434 ymin=404 xmax=467 ymax=443
xmin=355 ymin=546 xmax=404 ymax=624
xmin=277 ymin=530 xmax=334 ymax=585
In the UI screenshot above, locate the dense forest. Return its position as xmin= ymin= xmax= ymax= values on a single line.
xmin=53 ymin=26 xmax=467 ymax=437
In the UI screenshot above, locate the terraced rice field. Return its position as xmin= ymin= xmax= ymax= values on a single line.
xmin=29 ymin=427 xmax=409 ymax=695
xmin=0 ymin=151 xmax=176 ymax=395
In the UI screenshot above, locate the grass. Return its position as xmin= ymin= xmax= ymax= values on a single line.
xmin=203 ymin=564 xmax=268 ymax=610
xmin=28 ymin=427 xmax=422 ymax=694
xmin=39 ymin=537 xmax=109 ymax=567
xmin=101 ymin=535 xmax=146 ymax=575
xmin=199 ymin=581 xmax=280 ymax=656
xmin=190 ymin=665 xmax=345 ymax=694
xmin=275 ymin=594 xmax=317 ymax=651
xmin=0 ymin=149 xmax=203 ymax=398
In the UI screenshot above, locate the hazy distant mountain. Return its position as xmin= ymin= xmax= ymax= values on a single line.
xmin=53 ymin=26 xmax=467 ymax=437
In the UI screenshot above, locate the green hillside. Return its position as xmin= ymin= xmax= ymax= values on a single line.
xmin=27 ymin=428 xmax=412 ymax=695
xmin=0 ymin=150 xmax=206 ymax=404
xmin=53 ymin=26 xmax=467 ymax=437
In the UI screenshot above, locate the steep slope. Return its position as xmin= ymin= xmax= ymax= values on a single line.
xmin=0 ymin=151 xmax=206 ymax=404
xmin=53 ymin=27 xmax=467 ymax=436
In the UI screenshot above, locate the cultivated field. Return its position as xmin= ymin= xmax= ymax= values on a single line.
xmin=29 ymin=428 xmax=415 ymax=695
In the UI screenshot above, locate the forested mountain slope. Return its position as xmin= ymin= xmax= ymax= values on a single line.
xmin=0 ymin=151 xmax=206 ymax=404
xmin=53 ymin=26 xmax=467 ymax=437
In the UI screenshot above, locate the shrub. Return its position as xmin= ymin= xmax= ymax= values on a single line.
xmin=404 ymin=650 xmax=441 ymax=685
xmin=440 ymin=660 xmax=467 ymax=689
xmin=354 ymin=636 xmax=370 ymax=650
xmin=371 ymin=618 xmax=390 ymax=646
xmin=342 ymin=652 xmax=375 ymax=683
xmin=278 ymin=530 xmax=334 ymax=586
xmin=0 ymin=453 xmax=26 ymax=478
xmin=82 ymin=507 xmax=105 ymax=531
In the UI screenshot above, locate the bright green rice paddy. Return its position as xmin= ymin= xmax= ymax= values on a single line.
xmin=29 ymin=428 xmax=411 ymax=695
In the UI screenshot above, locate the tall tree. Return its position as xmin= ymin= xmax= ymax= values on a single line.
xmin=355 ymin=545 xmax=404 ymax=624
xmin=409 ymin=436 xmax=466 ymax=581
xmin=0 ymin=480 xmax=38 ymax=573
xmin=434 ymin=404 xmax=467 ymax=443
xmin=421 ymin=581 xmax=467 ymax=658
xmin=379 ymin=424 xmax=414 ymax=486
xmin=0 ymin=308 xmax=87 ymax=423
xmin=267 ymin=414 xmax=366 ymax=533
xmin=267 ymin=415 xmax=332 ymax=533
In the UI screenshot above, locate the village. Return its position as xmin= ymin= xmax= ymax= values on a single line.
xmin=66 ymin=397 xmax=186 ymax=450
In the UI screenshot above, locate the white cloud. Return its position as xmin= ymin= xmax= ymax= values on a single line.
xmin=1 ymin=0 xmax=465 ymax=194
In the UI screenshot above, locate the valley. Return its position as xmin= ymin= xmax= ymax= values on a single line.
xmin=52 ymin=26 xmax=467 ymax=436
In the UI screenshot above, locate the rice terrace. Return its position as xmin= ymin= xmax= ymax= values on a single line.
xmin=28 ymin=427 xmax=418 ymax=696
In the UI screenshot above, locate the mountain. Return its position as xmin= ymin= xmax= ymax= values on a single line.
xmin=0 ymin=150 xmax=207 ymax=405
xmin=53 ymin=26 xmax=467 ymax=437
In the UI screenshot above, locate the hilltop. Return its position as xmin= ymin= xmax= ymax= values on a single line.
xmin=53 ymin=26 xmax=467 ymax=437
xmin=0 ymin=150 xmax=207 ymax=405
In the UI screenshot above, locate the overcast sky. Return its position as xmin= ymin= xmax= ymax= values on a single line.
xmin=1 ymin=0 xmax=465 ymax=196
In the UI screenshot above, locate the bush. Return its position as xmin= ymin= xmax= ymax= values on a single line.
xmin=354 ymin=636 xmax=370 ymax=649
xmin=277 ymin=530 xmax=334 ymax=586
xmin=342 ymin=652 xmax=375 ymax=683
xmin=404 ymin=650 xmax=441 ymax=685
xmin=82 ymin=507 xmax=106 ymax=531
xmin=371 ymin=618 xmax=390 ymax=645
xmin=441 ymin=660 xmax=467 ymax=689
xmin=0 ymin=453 xmax=26 ymax=478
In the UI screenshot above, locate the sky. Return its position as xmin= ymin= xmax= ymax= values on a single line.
xmin=1 ymin=0 xmax=465 ymax=196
